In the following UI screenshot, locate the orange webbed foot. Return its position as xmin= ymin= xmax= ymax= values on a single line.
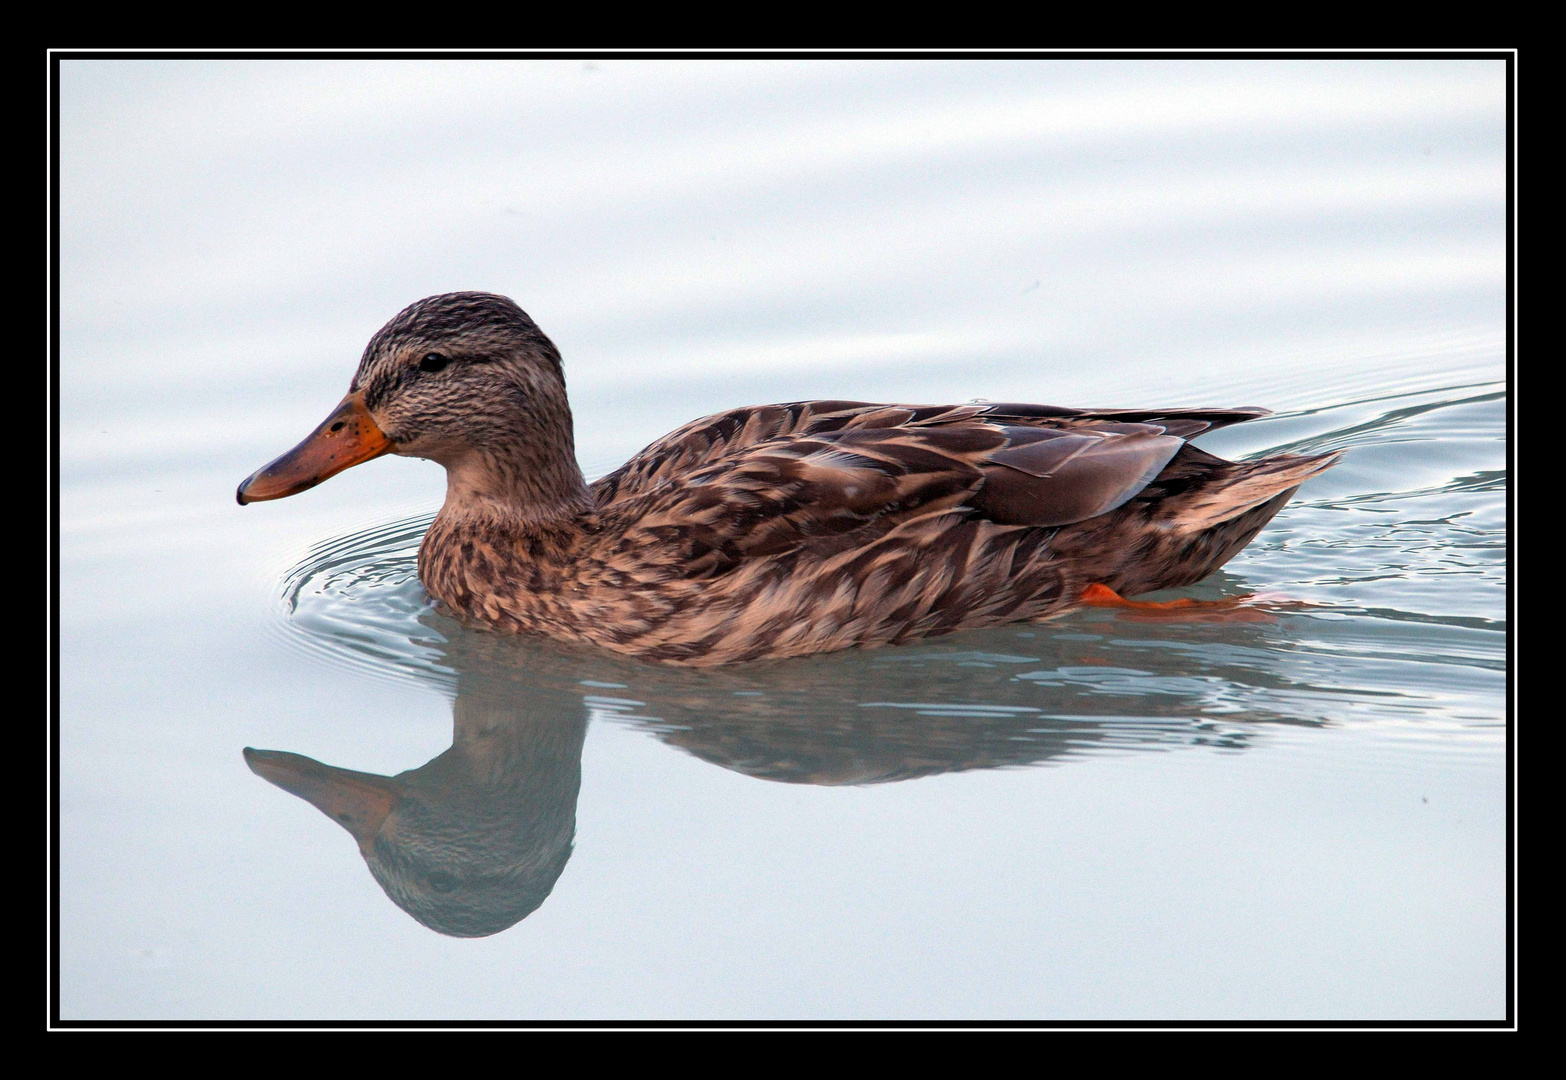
xmin=1076 ymin=583 xmax=1282 ymax=624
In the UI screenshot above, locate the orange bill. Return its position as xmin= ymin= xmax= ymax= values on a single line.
xmin=243 ymin=747 xmax=405 ymax=853
xmin=236 ymin=390 xmax=393 ymax=505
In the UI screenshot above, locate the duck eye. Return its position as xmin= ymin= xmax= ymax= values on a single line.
xmin=419 ymin=352 xmax=450 ymax=373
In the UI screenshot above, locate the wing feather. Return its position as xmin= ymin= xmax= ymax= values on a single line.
xmin=589 ymin=400 xmax=1272 ymax=576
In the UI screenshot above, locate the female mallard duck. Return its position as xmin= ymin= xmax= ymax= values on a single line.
xmin=238 ymin=292 xmax=1336 ymax=665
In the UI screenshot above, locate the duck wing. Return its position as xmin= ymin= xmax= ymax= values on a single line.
xmin=591 ymin=401 xmax=878 ymax=506
xmin=962 ymin=402 xmax=1269 ymax=439
xmin=592 ymin=402 xmax=1268 ymax=576
xmin=591 ymin=400 xmax=1268 ymax=507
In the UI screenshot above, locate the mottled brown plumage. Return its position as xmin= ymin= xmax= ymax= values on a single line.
xmin=238 ymin=292 xmax=1338 ymax=665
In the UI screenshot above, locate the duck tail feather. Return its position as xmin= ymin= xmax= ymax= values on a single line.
xmin=1166 ymin=451 xmax=1339 ymax=535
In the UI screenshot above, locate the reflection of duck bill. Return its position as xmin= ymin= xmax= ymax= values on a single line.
xmin=243 ymin=747 xmax=404 ymax=853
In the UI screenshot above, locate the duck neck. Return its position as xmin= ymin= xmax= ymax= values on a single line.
xmin=437 ymin=442 xmax=592 ymax=533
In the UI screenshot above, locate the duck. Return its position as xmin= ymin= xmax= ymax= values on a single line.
xmin=237 ymin=292 xmax=1337 ymax=665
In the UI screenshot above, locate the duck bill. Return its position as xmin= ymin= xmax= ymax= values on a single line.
xmin=236 ymin=391 xmax=393 ymax=505
xmin=244 ymin=748 xmax=405 ymax=853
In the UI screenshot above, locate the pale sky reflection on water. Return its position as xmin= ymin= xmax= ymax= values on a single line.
xmin=57 ymin=57 xmax=1508 ymax=1021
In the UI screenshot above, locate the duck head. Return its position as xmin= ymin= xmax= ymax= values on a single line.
xmin=237 ymin=292 xmax=589 ymax=520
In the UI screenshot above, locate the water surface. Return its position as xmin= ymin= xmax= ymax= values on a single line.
xmin=58 ymin=57 xmax=1508 ymax=1020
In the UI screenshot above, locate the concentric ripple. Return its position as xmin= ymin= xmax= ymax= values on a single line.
xmin=272 ymin=511 xmax=454 ymax=692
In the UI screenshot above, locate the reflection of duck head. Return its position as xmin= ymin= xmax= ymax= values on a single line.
xmin=246 ymin=680 xmax=586 ymax=937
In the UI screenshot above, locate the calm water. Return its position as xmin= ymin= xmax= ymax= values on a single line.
xmin=57 ymin=58 xmax=1509 ymax=1020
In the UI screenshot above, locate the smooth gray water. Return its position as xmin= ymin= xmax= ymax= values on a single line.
xmin=58 ymin=58 xmax=1508 ymax=1020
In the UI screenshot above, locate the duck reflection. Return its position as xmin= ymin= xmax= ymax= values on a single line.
xmin=245 ymin=673 xmax=585 ymax=938
xmin=248 ymin=575 xmax=1325 ymax=936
